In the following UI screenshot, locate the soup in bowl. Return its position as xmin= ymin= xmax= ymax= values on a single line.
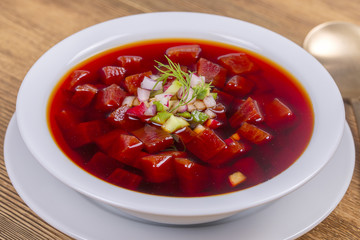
xmin=16 ymin=12 xmax=344 ymax=224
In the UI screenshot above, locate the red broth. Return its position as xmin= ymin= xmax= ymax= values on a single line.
xmin=48 ymin=39 xmax=314 ymax=197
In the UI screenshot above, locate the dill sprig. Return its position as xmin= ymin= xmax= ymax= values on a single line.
xmin=153 ymin=55 xmax=212 ymax=112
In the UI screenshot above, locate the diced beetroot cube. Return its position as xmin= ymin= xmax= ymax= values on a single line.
xmin=224 ymin=75 xmax=255 ymax=96
xmin=174 ymin=158 xmax=210 ymax=195
xmin=208 ymin=138 xmax=246 ymax=166
xmin=126 ymin=102 xmax=148 ymax=120
xmin=95 ymin=84 xmax=127 ymax=112
xmin=264 ymin=98 xmax=294 ymax=127
xmin=67 ymin=120 xmax=109 ymax=148
xmin=86 ymin=152 xmax=122 ymax=178
xmin=196 ymin=58 xmax=227 ymax=89
xmin=204 ymin=119 xmax=222 ymax=129
xmin=237 ymin=122 xmax=272 ymax=145
xmin=186 ymin=127 xmax=226 ymax=162
xmin=159 ymin=151 xmax=187 ymax=158
xmin=107 ymin=134 xmax=144 ymax=165
xmin=107 ymin=105 xmax=144 ymax=131
xmin=55 ymin=107 xmax=84 ymax=130
xmin=117 ymin=56 xmax=143 ymax=74
xmin=131 ymin=124 xmax=174 ymax=153
xmin=212 ymin=88 xmax=234 ymax=106
xmin=100 ymin=66 xmax=126 ymax=85
xmin=66 ymin=70 xmax=95 ymax=91
xmin=95 ymin=129 xmax=127 ymax=152
xmin=174 ymin=127 xmax=196 ymax=144
xmin=166 ymin=45 xmax=201 ymax=65
xmin=218 ymin=53 xmax=257 ymax=74
xmin=124 ymin=71 xmax=152 ymax=95
xmin=139 ymin=154 xmax=175 ymax=183
xmin=107 ymin=168 xmax=142 ymax=190
xmin=229 ymin=97 xmax=263 ymax=128
xmin=71 ymin=84 xmax=98 ymax=108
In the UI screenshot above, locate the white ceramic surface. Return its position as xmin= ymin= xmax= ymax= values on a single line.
xmin=4 ymin=115 xmax=355 ymax=240
xmin=15 ymin=12 xmax=345 ymax=224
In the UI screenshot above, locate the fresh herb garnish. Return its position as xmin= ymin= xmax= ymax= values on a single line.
xmin=153 ymin=55 xmax=212 ymax=112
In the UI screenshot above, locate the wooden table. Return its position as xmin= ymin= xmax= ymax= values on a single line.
xmin=1 ymin=0 xmax=359 ymax=239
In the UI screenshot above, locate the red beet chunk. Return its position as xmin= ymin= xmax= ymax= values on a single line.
xmin=95 ymin=129 xmax=127 ymax=151
xmin=124 ymin=71 xmax=152 ymax=95
xmin=218 ymin=53 xmax=257 ymax=74
xmin=107 ymin=168 xmax=142 ymax=190
xmin=71 ymin=84 xmax=98 ymax=108
xmin=107 ymin=105 xmax=144 ymax=131
xmin=86 ymin=152 xmax=122 ymax=178
xmin=66 ymin=70 xmax=95 ymax=91
xmin=117 ymin=56 xmax=143 ymax=74
xmin=186 ymin=127 xmax=226 ymax=162
xmin=237 ymin=122 xmax=272 ymax=145
xmin=229 ymin=97 xmax=263 ymax=128
xmin=95 ymin=84 xmax=127 ymax=112
xmin=126 ymin=102 xmax=148 ymax=120
xmin=55 ymin=107 xmax=84 ymax=131
xmin=139 ymin=154 xmax=175 ymax=183
xmin=100 ymin=66 xmax=126 ymax=85
xmin=174 ymin=127 xmax=196 ymax=144
xmin=196 ymin=58 xmax=227 ymax=89
xmin=212 ymin=88 xmax=234 ymax=106
xmin=107 ymin=134 xmax=143 ymax=165
xmin=131 ymin=124 xmax=174 ymax=153
xmin=174 ymin=158 xmax=210 ymax=195
xmin=159 ymin=151 xmax=187 ymax=158
xmin=224 ymin=75 xmax=255 ymax=96
xmin=264 ymin=98 xmax=294 ymax=127
xmin=166 ymin=45 xmax=201 ymax=65
xmin=67 ymin=120 xmax=109 ymax=148
xmin=209 ymin=138 xmax=246 ymax=166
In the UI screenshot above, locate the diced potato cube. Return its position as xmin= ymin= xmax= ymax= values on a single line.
xmin=194 ymin=100 xmax=206 ymax=111
xmin=228 ymin=171 xmax=247 ymax=187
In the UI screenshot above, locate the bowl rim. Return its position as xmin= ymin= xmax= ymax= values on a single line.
xmin=16 ymin=12 xmax=345 ymax=217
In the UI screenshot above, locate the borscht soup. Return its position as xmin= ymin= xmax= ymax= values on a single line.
xmin=48 ymin=39 xmax=314 ymax=197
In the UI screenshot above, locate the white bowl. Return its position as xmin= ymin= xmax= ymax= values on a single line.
xmin=16 ymin=12 xmax=345 ymax=225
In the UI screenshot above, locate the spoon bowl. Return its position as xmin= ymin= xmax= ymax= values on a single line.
xmin=304 ymin=22 xmax=360 ymax=98
xmin=304 ymin=21 xmax=360 ymax=135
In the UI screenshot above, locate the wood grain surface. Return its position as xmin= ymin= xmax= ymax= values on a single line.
xmin=1 ymin=0 xmax=359 ymax=239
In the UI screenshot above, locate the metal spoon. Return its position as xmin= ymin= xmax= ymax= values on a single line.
xmin=303 ymin=21 xmax=360 ymax=136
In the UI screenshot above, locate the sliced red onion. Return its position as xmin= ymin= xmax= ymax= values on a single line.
xmin=203 ymin=95 xmax=216 ymax=108
xmin=182 ymin=88 xmax=195 ymax=104
xmin=190 ymin=74 xmax=205 ymax=87
xmin=144 ymin=104 xmax=157 ymax=116
xmin=205 ymin=109 xmax=216 ymax=118
xmin=155 ymin=93 xmax=172 ymax=107
xmin=137 ymin=88 xmax=151 ymax=102
xmin=177 ymin=104 xmax=188 ymax=113
xmin=122 ymin=96 xmax=135 ymax=106
xmin=141 ymin=76 xmax=162 ymax=91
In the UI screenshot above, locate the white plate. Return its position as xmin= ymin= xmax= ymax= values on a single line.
xmin=4 ymin=114 xmax=355 ymax=240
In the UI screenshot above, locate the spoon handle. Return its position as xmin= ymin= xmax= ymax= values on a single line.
xmin=349 ymin=97 xmax=360 ymax=138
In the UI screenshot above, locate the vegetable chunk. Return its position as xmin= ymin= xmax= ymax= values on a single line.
xmin=166 ymin=44 xmax=201 ymax=65
xmin=107 ymin=168 xmax=142 ymax=190
xmin=229 ymin=97 xmax=263 ymax=128
xmin=196 ymin=58 xmax=227 ymax=88
xmin=132 ymin=124 xmax=174 ymax=153
xmin=237 ymin=122 xmax=272 ymax=144
xmin=95 ymin=84 xmax=127 ymax=112
xmin=218 ymin=53 xmax=257 ymax=74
